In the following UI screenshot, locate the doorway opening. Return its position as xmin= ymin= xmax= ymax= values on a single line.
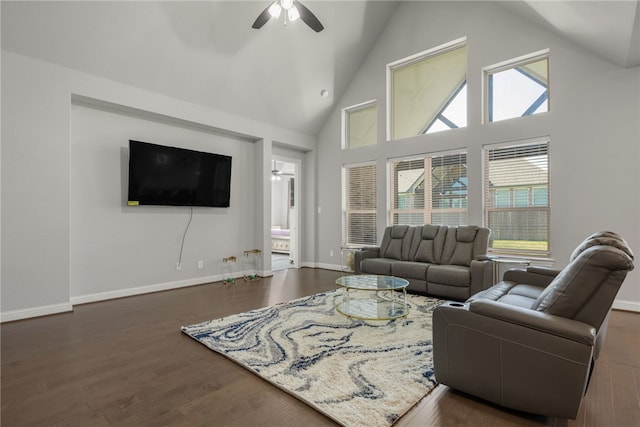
xmin=270 ymin=158 xmax=299 ymax=271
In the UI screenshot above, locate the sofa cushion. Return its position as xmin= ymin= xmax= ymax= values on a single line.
xmin=532 ymin=245 xmax=634 ymax=320
xmin=569 ymin=231 xmax=634 ymax=261
xmin=391 ymin=261 xmax=430 ymax=281
xmin=380 ymin=225 xmax=411 ymax=260
xmin=360 ymin=258 xmax=394 ymax=275
xmin=412 ymin=224 xmax=445 ymax=263
xmin=442 ymin=226 xmax=479 ymax=267
xmin=384 ymin=239 xmax=403 ymax=260
xmin=467 ymin=282 xmax=544 ymax=308
xmin=467 ymin=281 xmax=515 ymax=302
xmin=428 ymin=264 xmax=470 ymax=287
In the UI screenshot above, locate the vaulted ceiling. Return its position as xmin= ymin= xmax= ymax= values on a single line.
xmin=2 ymin=1 xmax=638 ymax=136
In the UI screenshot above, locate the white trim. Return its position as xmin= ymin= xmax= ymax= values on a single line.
xmin=1 ymin=302 xmax=73 ymax=323
xmin=315 ymin=262 xmax=342 ymax=272
xmin=70 ymin=273 xmax=248 ymax=305
xmin=482 ymin=48 xmax=550 ymax=75
xmin=612 ymin=299 xmax=640 ymax=313
xmin=482 ymin=49 xmax=550 ymax=124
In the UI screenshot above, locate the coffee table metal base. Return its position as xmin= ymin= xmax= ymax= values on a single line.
xmin=336 ymin=291 xmax=408 ymax=320
xmin=335 ymin=275 xmax=409 ymax=321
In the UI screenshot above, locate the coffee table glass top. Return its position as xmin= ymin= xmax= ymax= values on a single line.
xmin=335 ymin=275 xmax=409 ymax=291
xmin=335 ymin=275 xmax=409 ymax=321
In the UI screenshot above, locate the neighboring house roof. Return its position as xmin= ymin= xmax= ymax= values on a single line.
xmin=488 ymin=157 xmax=547 ymax=187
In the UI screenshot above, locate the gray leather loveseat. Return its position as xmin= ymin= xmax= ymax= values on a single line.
xmin=354 ymin=224 xmax=492 ymax=300
xmin=432 ymin=231 xmax=635 ymax=419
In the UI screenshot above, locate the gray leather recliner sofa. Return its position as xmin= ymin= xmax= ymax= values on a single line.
xmin=354 ymin=224 xmax=492 ymax=300
xmin=432 ymin=231 xmax=635 ymax=419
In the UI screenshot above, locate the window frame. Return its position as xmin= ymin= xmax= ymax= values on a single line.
xmin=342 ymin=100 xmax=377 ymax=150
xmin=342 ymin=161 xmax=378 ymax=246
xmin=483 ymin=137 xmax=551 ymax=257
xmin=483 ymin=49 xmax=550 ymax=124
xmin=388 ymin=149 xmax=468 ymax=227
xmin=386 ymin=37 xmax=467 ymax=141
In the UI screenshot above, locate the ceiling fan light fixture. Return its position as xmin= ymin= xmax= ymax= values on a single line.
xmin=268 ymin=2 xmax=282 ymax=18
xmin=287 ymin=6 xmax=300 ymax=22
xmin=252 ymin=0 xmax=324 ymax=33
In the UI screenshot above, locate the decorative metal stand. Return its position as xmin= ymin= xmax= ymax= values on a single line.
xmin=242 ymin=249 xmax=262 ymax=282
xmin=221 ymin=256 xmax=237 ymax=285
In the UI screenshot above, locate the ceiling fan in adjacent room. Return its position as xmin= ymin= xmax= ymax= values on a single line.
xmin=252 ymin=0 xmax=324 ymax=32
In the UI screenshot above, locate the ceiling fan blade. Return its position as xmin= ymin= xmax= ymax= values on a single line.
xmin=252 ymin=4 xmax=273 ymax=29
xmin=293 ymin=1 xmax=324 ymax=32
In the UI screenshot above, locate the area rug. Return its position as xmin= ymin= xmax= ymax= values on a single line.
xmin=181 ymin=290 xmax=442 ymax=427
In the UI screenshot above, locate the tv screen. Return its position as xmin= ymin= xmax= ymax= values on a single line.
xmin=127 ymin=140 xmax=232 ymax=207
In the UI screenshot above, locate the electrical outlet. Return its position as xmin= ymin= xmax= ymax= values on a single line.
xmin=176 ymin=262 xmax=182 ymax=271
xmin=197 ymin=260 xmax=204 ymax=269
xmin=329 ymin=250 xmax=334 ymax=257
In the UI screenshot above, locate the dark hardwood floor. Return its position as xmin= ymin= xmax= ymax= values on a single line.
xmin=1 ymin=268 xmax=639 ymax=427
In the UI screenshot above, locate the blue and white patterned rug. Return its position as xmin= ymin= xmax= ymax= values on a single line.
xmin=181 ymin=290 xmax=442 ymax=427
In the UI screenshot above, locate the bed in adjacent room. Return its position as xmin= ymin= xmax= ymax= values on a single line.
xmin=271 ymin=227 xmax=290 ymax=254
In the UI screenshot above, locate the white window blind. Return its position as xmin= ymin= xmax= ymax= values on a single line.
xmin=389 ymin=151 xmax=467 ymax=226
xmin=343 ymin=163 xmax=377 ymax=246
xmin=484 ymin=140 xmax=550 ymax=255
xmin=389 ymin=41 xmax=467 ymax=140
xmin=343 ymin=102 xmax=377 ymax=149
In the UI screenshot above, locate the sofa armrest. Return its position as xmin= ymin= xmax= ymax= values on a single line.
xmin=469 ymin=258 xmax=493 ymax=296
xmin=469 ymin=299 xmax=596 ymax=345
xmin=503 ymin=266 xmax=561 ymax=287
xmin=354 ymin=247 xmax=380 ymax=274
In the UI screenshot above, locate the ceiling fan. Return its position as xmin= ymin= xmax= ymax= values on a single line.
xmin=252 ymin=0 xmax=324 ymax=33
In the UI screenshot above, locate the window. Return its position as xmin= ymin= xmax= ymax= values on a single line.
xmin=390 ymin=151 xmax=467 ymax=226
xmin=388 ymin=38 xmax=467 ymax=140
xmin=485 ymin=51 xmax=549 ymax=123
xmin=343 ymin=101 xmax=377 ymax=149
xmin=343 ymin=163 xmax=377 ymax=245
xmin=484 ymin=139 xmax=550 ymax=255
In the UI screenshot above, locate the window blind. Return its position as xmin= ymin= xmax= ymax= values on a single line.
xmin=389 ymin=151 xmax=467 ymax=226
xmin=391 ymin=44 xmax=467 ymax=140
xmin=343 ymin=163 xmax=377 ymax=245
xmin=484 ymin=141 xmax=550 ymax=255
xmin=345 ymin=103 xmax=377 ymax=149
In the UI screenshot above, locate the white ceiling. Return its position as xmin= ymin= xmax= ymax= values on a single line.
xmin=2 ymin=1 xmax=638 ymax=137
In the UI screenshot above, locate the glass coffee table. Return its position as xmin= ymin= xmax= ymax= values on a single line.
xmin=335 ymin=275 xmax=409 ymax=320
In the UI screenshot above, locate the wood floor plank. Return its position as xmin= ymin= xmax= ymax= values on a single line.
xmin=2 ymin=268 xmax=638 ymax=426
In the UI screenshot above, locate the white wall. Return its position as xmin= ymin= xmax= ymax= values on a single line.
xmin=316 ymin=1 xmax=640 ymax=310
xmin=271 ymin=178 xmax=290 ymax=228
xmin=1 ymin=50 xmax=317 ymax=321
xmin=70 ymin=103 xmax=256 ymax=301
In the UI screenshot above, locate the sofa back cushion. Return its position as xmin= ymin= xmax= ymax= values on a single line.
xmin=441 ymin=226 xmax=489 ymax=266
xmin=411 ymin=224 xmax=446 ymax=263
xmin=379 ymin=225 xmax=412 ymax=260
xmin=532 ymin=239 xmax=634 ymax=328
xmin=569 ymin=231 xmax=634 ymax=262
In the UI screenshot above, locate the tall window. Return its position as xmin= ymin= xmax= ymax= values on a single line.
xmin=343 ymin=101 xmax=377 ymax=149
xmin=390 ymin=151 xmax=467 ymax=226
xmin=343 ymin=163 xmax=377 ymax=245
xmin=485 ymin=51 xmax=549 ymax=123
xmin=388 ymin=38 xmax=467 ymax=140
xmin=484 ymin=139 xmax=550 ymax=255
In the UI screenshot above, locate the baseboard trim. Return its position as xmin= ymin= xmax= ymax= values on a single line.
xmin=612 ymin=299 xmax=640 ymax=313
xmin=314 ymin=262 xmax=342 ymax=272
xmin=0 ymin=302 xmax=73 ymax=323
xmin=70 ymin=273 xmax=239 ymax=305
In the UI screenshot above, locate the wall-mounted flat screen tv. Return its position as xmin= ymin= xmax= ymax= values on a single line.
xmin=127 ymin=140 xmax=232 ymax=207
